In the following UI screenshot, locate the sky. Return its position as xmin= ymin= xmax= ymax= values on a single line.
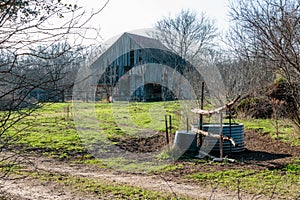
xmin=79 ymin=0 xmax=230 ymax=41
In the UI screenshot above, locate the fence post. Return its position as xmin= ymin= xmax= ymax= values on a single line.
xmin=165 ymin=115 xmax=169 ymax=147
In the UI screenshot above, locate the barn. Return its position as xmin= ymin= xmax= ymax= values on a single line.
xmin=85 ymin=32 xmax=202 ymax=102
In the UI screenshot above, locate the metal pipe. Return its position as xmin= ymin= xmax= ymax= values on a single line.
xmin=219 ymin=112 xmax=223 ymax=159
xmin=165 ymin=115 xmax=169 ymax=147
xmin=229 ymin=107 xmax=232 ymax=153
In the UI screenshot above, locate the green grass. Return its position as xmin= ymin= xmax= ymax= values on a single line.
xmin=95 ymin=101 xmax=181 ymax=138
xmin=3 ymin=101 xmax=299 ymax=164
xmin=4 ymin=101 xmax=184 ymax=171
xmin=0 ymin=161 xmax=22 ymax=174
xmin=4 ymin=103 xmax=87 ymax=159
xmin=235 ymin=118 xmax=300 ymax=146
xmin=2 ymin=101 xmax=300 ymax=199
xmin=283 ymin=163 xmax=300 ymax=173
xmin=4 ymin=101 xmax=299 ymax=162
xmin=186 ymin=168 xmax=300 ymax=198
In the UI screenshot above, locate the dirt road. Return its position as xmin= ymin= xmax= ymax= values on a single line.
xmin=0 ymin=155 xmax=256 ymax=200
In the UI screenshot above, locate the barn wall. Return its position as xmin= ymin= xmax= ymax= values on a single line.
xmin=86 ymin=33 xmax=198 ymax=101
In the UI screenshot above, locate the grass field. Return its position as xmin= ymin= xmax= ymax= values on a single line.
xmin=2 ymin=101 xmax=300 ymax=199
xmin=236 ymin=118 xmax=299 ymax=146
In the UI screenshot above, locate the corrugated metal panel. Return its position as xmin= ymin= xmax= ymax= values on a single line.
xmin=202 ymin=123 xmax=245 ymax=153
xmin=144 ymin=63 xmax=163 ymax=83
xmin=86 ymin=32 xmax=202 ymax=101
xmin=125 ymin=32 xmax=169 ymax=51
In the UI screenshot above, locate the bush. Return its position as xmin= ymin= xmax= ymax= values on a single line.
xmin=236 ymin=79 xmax=299 ymax=124
xmin=236 ymin=96 xmax=272 ymax=119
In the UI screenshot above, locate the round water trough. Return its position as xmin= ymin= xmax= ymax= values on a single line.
xmin=201 ymin=123 xmax=245 ymax=153
xmin=173 ymin=130 xmax=197 ymax=152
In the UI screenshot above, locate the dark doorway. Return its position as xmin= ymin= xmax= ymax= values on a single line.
xmin=130 ymin=83 xmax=176 ymax=102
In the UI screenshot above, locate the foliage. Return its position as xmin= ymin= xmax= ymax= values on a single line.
xmin=268 ymin=78 xmax=300 ymax=127
xmin=235 ymin=78 xmax=300 ymax=130
xmin=236 ymin=96 xmax=272 ymax=119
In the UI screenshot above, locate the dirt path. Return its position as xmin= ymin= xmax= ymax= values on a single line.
xmin=0 ymin=178 xmax=101 ymax=200
xmin=0 ymin=155 xmax=256 ymax=200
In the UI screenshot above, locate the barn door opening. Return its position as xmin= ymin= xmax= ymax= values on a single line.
xmin=130 ymin=83 xmax=176 ymax=102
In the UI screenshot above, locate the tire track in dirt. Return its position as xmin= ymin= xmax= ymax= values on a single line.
xmin=0 ymin=155 xmax=258 ymax=200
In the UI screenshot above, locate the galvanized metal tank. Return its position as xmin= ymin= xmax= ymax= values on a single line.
xmin=201 ymin=123 xmax=245 ymax=153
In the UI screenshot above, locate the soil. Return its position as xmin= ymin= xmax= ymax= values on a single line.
xmin=162 ymin=129 xmax=300 ymax=179
xmin=1 ymin=129 xmax=299 ymax=199
xmin=233 ymin=129 xmax=300 ymax=168
xmin=110 ymin=131 xmax=166 ymax=153
xmin=113 ymin=129 xmax=300 ymax=171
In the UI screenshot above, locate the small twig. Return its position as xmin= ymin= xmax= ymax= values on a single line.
xmin=269 ymin=180 xmax=278 ymax=200
xmin=159 ymin=175 xmax=178 ymax=200
xmin=237 ymin=178 xmax=242 ymax=200
xmin=209 ymin=173 xmax=222 ymax=200
xmin=209 ymin=179 xmax=216 ymax=200
xmin=209 ymin=186 xmax=216 ymax=200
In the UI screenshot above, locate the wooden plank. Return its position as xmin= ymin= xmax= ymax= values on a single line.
xmin=191 ymin=95 xmax=241 ymax=115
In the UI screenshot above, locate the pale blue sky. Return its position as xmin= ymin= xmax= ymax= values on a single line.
xmin=79 ymin=0 xmax=230 ymax=40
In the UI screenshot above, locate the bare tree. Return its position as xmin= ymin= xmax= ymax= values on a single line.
xmin=154 ymin=9 xmax=218 ymax=62
xmin=216 ymin=52 xmax=275 ymax=99
xmin=0 ymin=0 xmax=109 ymax=177
xmin=228 ymin=0 xmax=300 ymax=127
xmin=152 ymin=9 xmax=219 ymax=101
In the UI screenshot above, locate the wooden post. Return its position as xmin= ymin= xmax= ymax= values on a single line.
xmin=169 ymin=115 xmax=172 ymax=139
xmin=229 ymin=106 xmax=232 ymax=153
xmin=219 ymin=112 xmax=223 ymax=159
xmin=200 ymin=82 xmax=205 ymax=128
xmin=186 ymin=117 xmax=189 ymax=132
xmin=198 ymin=82 xmax=205 ymax=148
xmin=85 ymin=92 xmax=88 ymax=102
xmin=66 ymin=105 xmax=70 ymax=119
